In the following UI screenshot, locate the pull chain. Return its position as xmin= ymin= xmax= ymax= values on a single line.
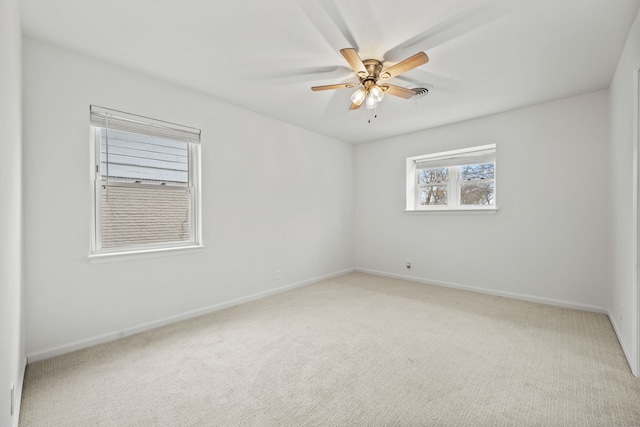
xmin=367 ymin=107 xmax=378 ymax=124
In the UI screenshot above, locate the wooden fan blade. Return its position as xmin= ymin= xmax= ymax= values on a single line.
xmin=311 ymin=83 xmax=357 ymax=91
xmin=379 ymin=52 xmax=429 ymax=80
xmin=381 ymin=84 xmax=416 ymax=99
xmin=340 ymin=48 xmax=368 ymax=77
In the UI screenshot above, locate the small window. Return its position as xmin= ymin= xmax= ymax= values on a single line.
xmin=406 ymin=144 xmax=496 ymax=211
xmin=90 ymin=106 xmax=202 ymax=257
xmin=418 ymin=167 xmax=449 ymax=206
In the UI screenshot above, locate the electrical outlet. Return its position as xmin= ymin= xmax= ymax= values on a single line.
xmin=275 ymin=270 xmax=281 ymax=280
xmin=406 ymin=262 xmax=411 ymax=269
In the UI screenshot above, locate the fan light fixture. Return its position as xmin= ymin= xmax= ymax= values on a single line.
xmin=351 ymin=84 xmax=385 ymax=110
xmin=365 ymin=93 xmax=379 ymax=110
xmin=350 ymin=87 xmax=366 ymax=105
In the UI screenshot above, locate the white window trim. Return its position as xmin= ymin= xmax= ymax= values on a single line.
xmin=88 ymin=109 xmax=203 ymax=261
xmin=406 ymin=144 xmax=497 ymax=212
xmin=87 ymin=244 xmax=204 ymax=264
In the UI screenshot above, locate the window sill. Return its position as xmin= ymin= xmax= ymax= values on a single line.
xmin=404 ymin=208 xmax=498 ymax=215
xmin=88 ymin=244 xmax=204 ymax=263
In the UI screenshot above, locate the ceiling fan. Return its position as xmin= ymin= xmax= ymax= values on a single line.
xmin=311 ymin=48 xmax=429 ymax=110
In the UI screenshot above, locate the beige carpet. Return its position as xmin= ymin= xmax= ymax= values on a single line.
xmin=19 ymin=272 xmax=640 ymax=426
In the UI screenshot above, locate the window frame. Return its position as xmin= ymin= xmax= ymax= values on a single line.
xmin=88 ymin=109 xmax=202 ymax=261
xmin=406 ymin=144 xmax=497 ymax=212
xmin=416 ymin=166 xmax=450 ymax=207
xmin=458 ymin=163 xmax=495 ymax=207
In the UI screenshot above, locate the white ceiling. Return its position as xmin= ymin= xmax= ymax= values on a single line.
xmin=19 ymin=0 xmax=640 ymax=144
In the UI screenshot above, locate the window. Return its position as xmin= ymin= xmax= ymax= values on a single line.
xmin=406 ymin=144 xmax=496 ymax=211
xmin=90 ymin=106 xmax=202 ymax=258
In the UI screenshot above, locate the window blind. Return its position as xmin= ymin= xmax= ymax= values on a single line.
xmin=90 ymin=105 xmax=201 ymax=144
xmin=415 ymin=146 xmax=495 ymax=169
xmin=99 ymin=129 xmax=189 ymax=184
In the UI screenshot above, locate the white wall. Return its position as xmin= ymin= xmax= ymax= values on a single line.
xmin=22 ymin=38 xmax=354 ymax=359
xmin=355 ymin=90 xmax=610 ymax=312
xmin=610 ymin=9 xmax=640 ymax=377
xmin=0 ymin=0 xmax=24 ymax=425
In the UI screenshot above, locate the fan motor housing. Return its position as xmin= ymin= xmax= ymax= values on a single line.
xmin=361 ymin=59 xmax=383 ymax=82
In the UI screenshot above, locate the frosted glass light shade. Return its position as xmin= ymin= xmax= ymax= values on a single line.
xmin=369 ymin=85 xmax=384 ymax=102
xmin=365 ymin=95 xmax=378 ymax=110
xmin=350 ymin=88 xmax=366 ymax=104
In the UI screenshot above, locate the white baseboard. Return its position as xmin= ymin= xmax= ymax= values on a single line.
xmin=607 ymin=310 xmax=638 ymax=377
xmin=12 ymin=355 xmax=26 ymax=427
xmin=27 ymin=331 xmax=124 ymax=363
xmin=27 ymin=268 xmax=354 ymax=363
xmin=355 ymin=268 xmax=608 ymax=314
